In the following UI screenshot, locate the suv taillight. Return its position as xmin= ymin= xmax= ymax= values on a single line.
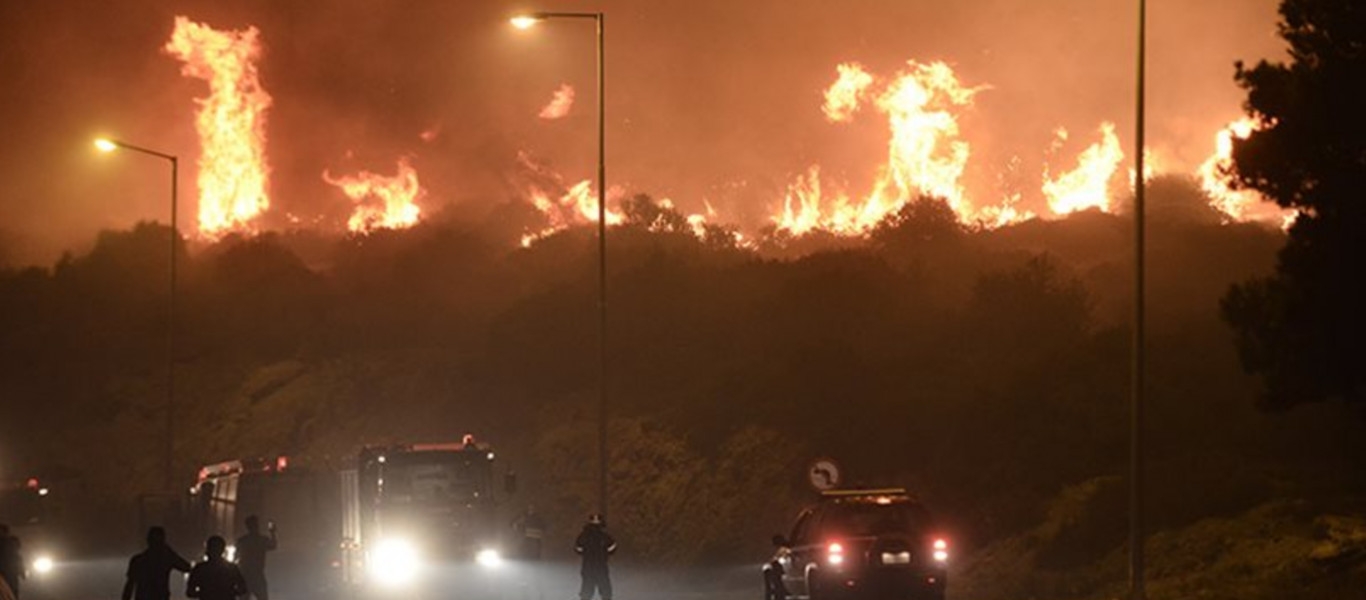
xmin=932 ymin=538 xmax=949 ymax=563
xmin=827 ymin=542 xmax=845 ymax=565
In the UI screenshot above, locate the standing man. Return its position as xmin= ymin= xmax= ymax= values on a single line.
xmin=186 ymin=536 xmax=247 ymax=600
xmin=235 ymin=515 xmax=277 ymax=600
xmin=122 ymin=527 xmax=191 ymax=600
xmin=574 ymin=514 xmax=616 ymax=600
xmin=511 ymin=505 xmax=547 ymax=561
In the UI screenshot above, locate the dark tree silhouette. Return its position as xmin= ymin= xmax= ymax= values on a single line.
xmin=1221 ymin=0 xmax=1366 ymax=407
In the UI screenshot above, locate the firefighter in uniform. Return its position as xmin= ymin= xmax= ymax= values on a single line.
xmin=574 ymin=514 xmax=616 ymax=600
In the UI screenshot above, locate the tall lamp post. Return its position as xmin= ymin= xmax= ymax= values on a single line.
xmin=1130 ymin=0 xmax=1148 ymax=598
xmin=95 ymin=137 xmax=180 ymax=492
xmin=511 ymin=11 xmax=610 ymax=519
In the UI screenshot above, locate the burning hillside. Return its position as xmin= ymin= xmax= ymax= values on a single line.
xmin=150 ymin=15 xmax=1289 ymax=250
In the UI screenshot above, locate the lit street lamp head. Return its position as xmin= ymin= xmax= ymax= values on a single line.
xmin=94 ymin=138 xmax=118 ymax=152
xmin=510 ymin=16 xmax=540 ymax=30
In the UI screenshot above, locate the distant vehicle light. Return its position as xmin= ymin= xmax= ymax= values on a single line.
xmin=476 ymin=548 xmax=503 ymax=568
xmin=37 ymin=487 xmax=49 ymax=496
xmin=933 ymin=538 xmax=947 ymax=550
xmin=875 ymin=496 xmax=892 ymax=505
xmin=33 ymin=556 xmax=54 ymax=574
xmin=369 ymin=538 xmax=419 ymax=586
xmin=933 ymin=550 xmax=949 ymax=562
xmin=932 ymin=538 xmax=949 ymax=562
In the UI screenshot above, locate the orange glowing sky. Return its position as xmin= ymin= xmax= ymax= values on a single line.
xmin=0 ymin=0 xmax=1285 ymax=263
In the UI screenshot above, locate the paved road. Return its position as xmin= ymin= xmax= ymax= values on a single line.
xmin=24 ymin=558 xmax=759 ymax=600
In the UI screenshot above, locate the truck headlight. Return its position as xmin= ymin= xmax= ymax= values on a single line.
xmin=369 ymin=538 xmax=420 ymax=586
xmin=476 ymin=548 xmax=503 ymax=568
xmin=33 ymin=555 xmax=55 ymax=575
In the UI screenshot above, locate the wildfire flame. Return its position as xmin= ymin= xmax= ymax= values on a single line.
xmin=822 ymin=63 xmax=874 ymax=122
xmin=774 ymin=60 xmax=1020 ymax=235
xmin=539 ymin=84 xmax=575 ymax=120
xmin=164 ymin=16 xmax=273 ymax=238
xmin=520 ymin=180 xmax=624 ymax=247
xmin=324 ymin=158 xmax=424 ymax=233
xmin=1197 ymin=117 xmax=1295 ymax=227
xmin=1042 ymin=122 xmax=1124 ymax=215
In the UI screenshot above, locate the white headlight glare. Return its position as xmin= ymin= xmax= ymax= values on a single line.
xmin=33 ymin=556 xmax=55 ymax=574
xmin=476 ymin=548 xmax=503 ymax=568
xmin=369 ymin=538 xmax=420 ymax=586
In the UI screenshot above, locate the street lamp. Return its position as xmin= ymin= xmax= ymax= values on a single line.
xmin=1130 ymin=0 xmax=1148 ymax=598
xmin=511 ymin=11 xmax=610 ymax=519
xmin=94 ymin=137 xmax=180 ymax=492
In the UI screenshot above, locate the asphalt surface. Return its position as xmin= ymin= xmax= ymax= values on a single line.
xmin=22 ymin=558 xmax=760 ymax=600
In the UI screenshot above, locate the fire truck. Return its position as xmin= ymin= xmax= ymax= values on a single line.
xmin=189 ymin=456 xmax=337 ymax=599
xmin=339 ymin=435 xmax=516 ymax=591
xmin=0 ymin=476 xmax=69 ymax=590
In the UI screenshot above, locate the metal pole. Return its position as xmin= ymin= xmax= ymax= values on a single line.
xmin=595 ymin=12 xmax=609 ymax=521
xmin=1130 ymin=0 xmax=1147 ymax=598
xmin=166 ymin=156 xmax=178 ymax=492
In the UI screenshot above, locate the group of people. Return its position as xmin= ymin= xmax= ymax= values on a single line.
xmin=122 ymin=515 xmax=276 ymax=600
xmin=0 ymin=524 xmax=25 ymax=600
xmin=3 ymin=509 xmax=616 ymax=600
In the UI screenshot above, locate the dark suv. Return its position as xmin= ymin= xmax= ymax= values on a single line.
xmin=764 ymin=489 xmax=949 ymax=600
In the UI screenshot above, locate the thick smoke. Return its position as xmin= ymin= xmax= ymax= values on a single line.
xmin=0 ymin=0 xmax=1283 ymax=265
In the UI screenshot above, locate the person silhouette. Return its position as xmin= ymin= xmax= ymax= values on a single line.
xmin=574 ymin=514 xmax=616 ymax=600
xmin=186 ymin=536 xmax=247 ymax=600
xmin=235 ymin=515 xmax=277 ymax=600
xmin=122 ymin=526 xmax=191 ymax=600
xmin=0 ymin=525 xmax=23 ymax=600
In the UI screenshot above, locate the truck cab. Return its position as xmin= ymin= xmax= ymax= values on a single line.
xmin=340 ymin=435 xmax=511 ymax=590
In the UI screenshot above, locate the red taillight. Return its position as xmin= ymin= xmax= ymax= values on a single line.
xmin=827 ymin=542 xmax=845 ymax=565
xmin=276 ymin=456 xmax=289 ymax=471
xmin=932 ymin=538 xmax=949 ymax=562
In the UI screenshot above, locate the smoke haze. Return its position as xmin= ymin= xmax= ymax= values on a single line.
xmin=0 ymin=0 xmax=1284 ymax=265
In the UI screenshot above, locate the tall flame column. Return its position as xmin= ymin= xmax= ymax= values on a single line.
xmin=512 ymin=11 xmax=610 ymax=519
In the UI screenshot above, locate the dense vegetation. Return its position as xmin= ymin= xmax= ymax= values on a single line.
xmin=4 ymin=175 xmax=1363 ymax=585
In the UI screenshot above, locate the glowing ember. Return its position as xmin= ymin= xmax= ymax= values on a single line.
xmin=1043 ymin=122 xmax=1124 ymax=215
xmin=164 ymin=16 xmax=273 ymax=238
xmin=324 ymin=158 xmax=424 ymax=233
xmin=539 ymin=84 xmax=575 ymax=120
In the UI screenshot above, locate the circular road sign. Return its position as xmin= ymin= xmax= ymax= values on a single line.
xmin=808 ymin=459 xmax=842 ymax=491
